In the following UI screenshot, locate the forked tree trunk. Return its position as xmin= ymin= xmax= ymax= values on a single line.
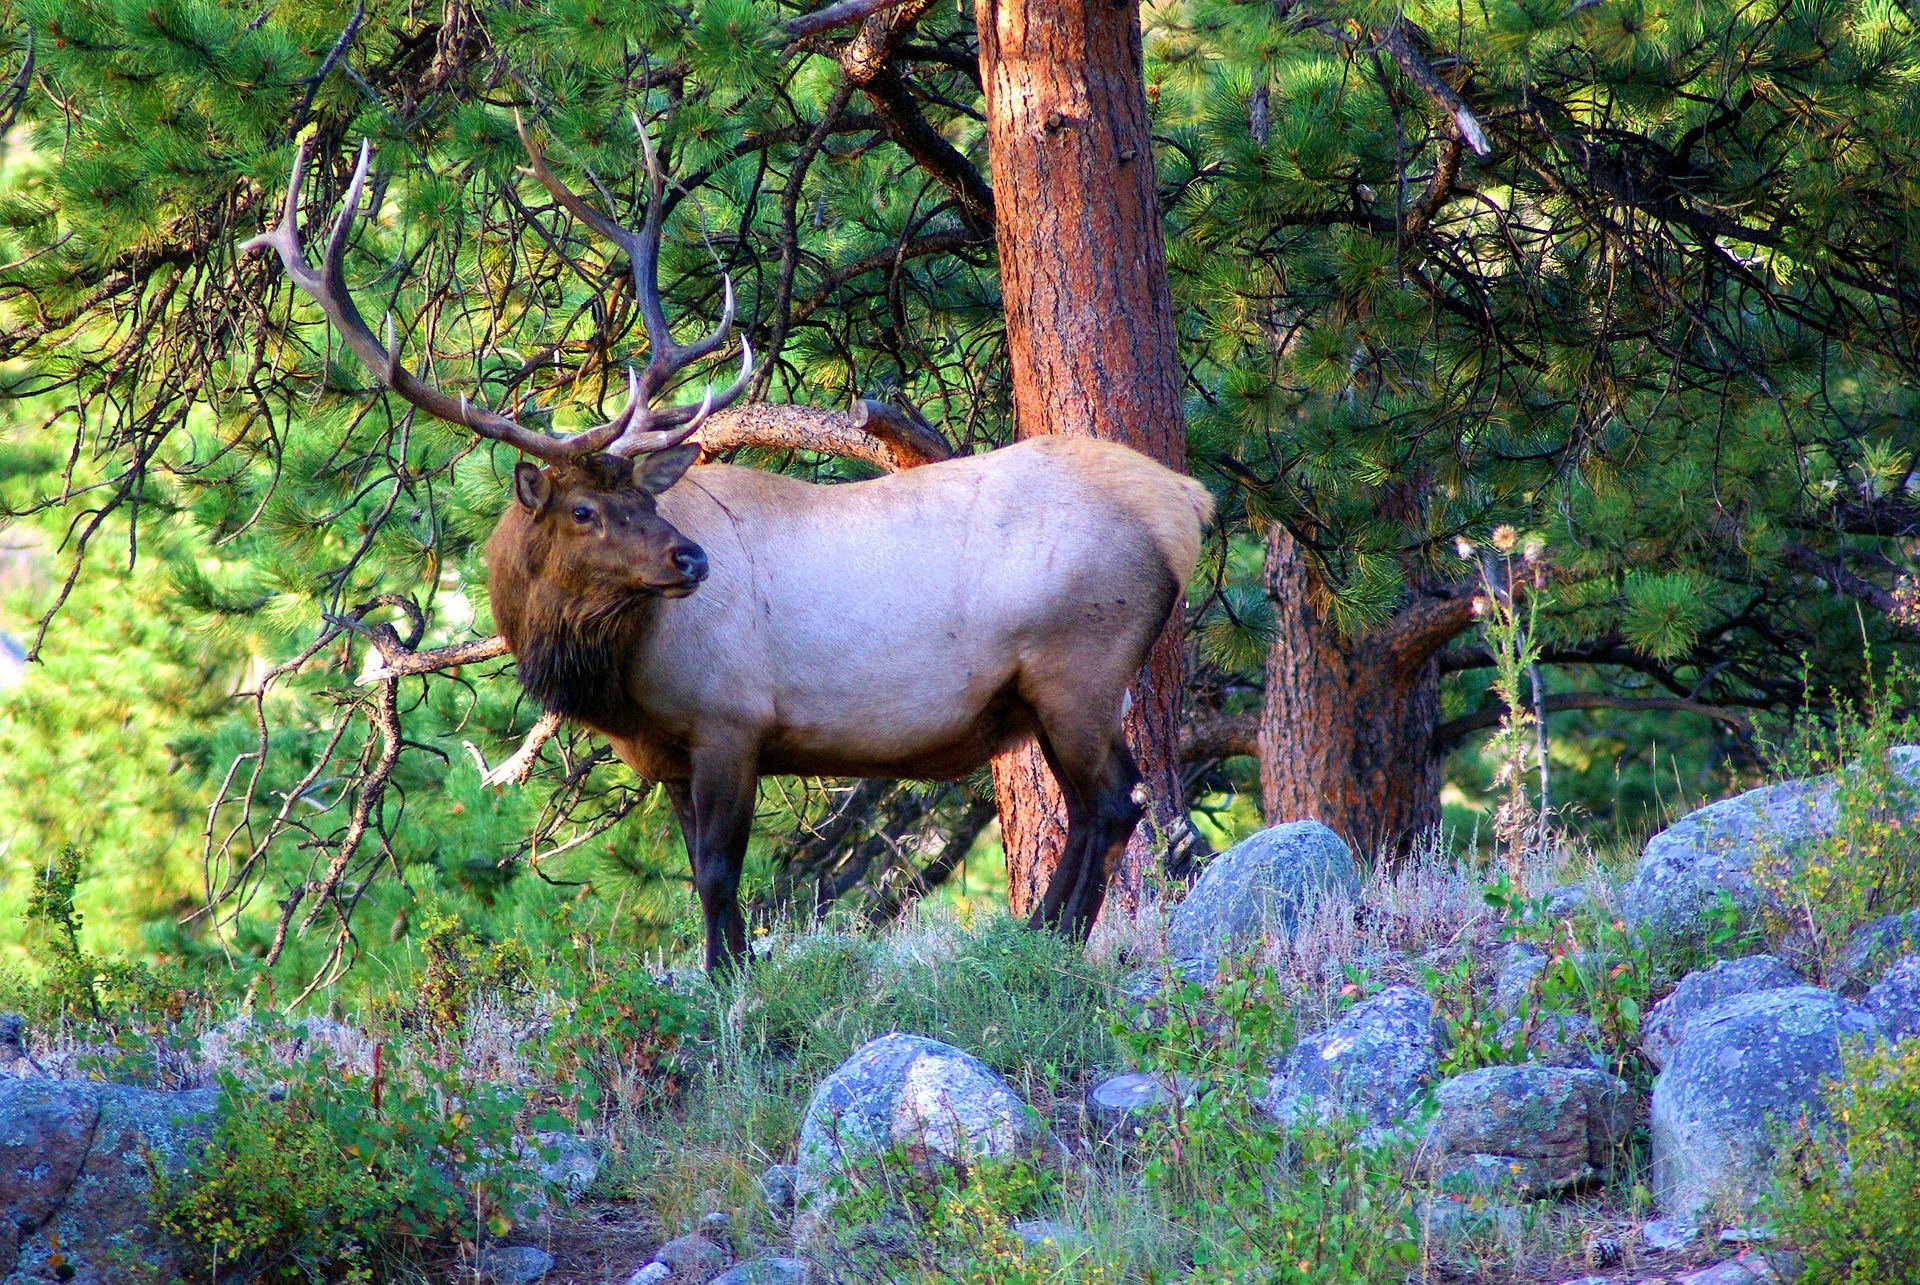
xmin=1259 ymin=527 xmax=1474 ymax=860
xmin=973 ymin=0 xmax=1190 ymax=918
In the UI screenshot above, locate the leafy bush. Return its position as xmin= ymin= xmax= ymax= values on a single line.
xmin=1769 ymin=1038 xmax=1920 ymax=1284
xmin=12 ymin=843 xmax=208 ymax=1025
xmin=1422 ymin=952 xmax=1530 ymax=1077
xmin=1115 ymin=962 xmax=1421 ymax=1283
xmin=1484 ymin=872 xmax=1658 ymax=1079
xmin=549 ymin=965 xmax=701 ymax=1101
xmin=371 ymin=911 xmax=535 ymax=1032
xmin=160 ymin=1022 xmax=575 ymax=1282
xmin=1757 ymin=662 xmax=1920 ymax=973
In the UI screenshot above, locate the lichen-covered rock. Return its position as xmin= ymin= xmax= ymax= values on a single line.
xmin=1494 ymin=943 xmax=1548 ymax=1017
xmin=0 ymin=1079 xmax=216 ymax=1283
xmin=1622 ymin=750 xmax=1920 ymax=940
xmin=1011 ymin=1219 xmax=1093 ymax=1252
xmin=756 ymin=1163 xmax=797 ymax=1220
xmin=528 ymin=1129 xmax=599 ymax=1200
xmin=1863 ymin=954 xmax=1920 ymax=1043
xmin=1651 ymin=986 xmax=1881 ymax=1223
xmin=1493 ymin=1008 xmax=1606 ymax=1068
xmin=793 ymin=1034 xmax=1050 ymax=1250
xmin=1166 ymin=821 xmax=1358 ymax=972
xmin=1261 ymin=986 xmax=1445 ymax=1131
xmin=636 ymin=1231 xmax=729 ymax=1282
xmin=1841 ymin=909 xmax=1920 ymax=990
xmin=476 ymin=1245 xmax=554 ymax=1284
xmin=708 ymin=1259 xmax=812 ymax=1285
xmin=1084 ymin=1072 xmax=1199 ymax=1136
xmin=1428 ymin=1065 xmax=1637 ymax=1197
xmin=1641 ymin=956 xmax=1804 ymax=1070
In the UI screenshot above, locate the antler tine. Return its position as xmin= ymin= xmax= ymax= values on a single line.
xmin=242 ymin=139 xmax=620 ymax=468
xmin=612 ymin=335 xmax=755 ymax=454
xmin=516 ymin=109 xmax=755 ymax=458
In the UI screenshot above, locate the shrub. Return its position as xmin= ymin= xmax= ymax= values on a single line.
xmin=13 ymin=843 xmax=206 ymax=1025
xmin=160 ymin=1022 xmax=575 ymax=1282
xmin=1115 ymin=962 xmax=1421 ymax=1283
xmin=370 ymin=910 xmax=535 ymax=1033
xmin=1484 ymin=871 xmax=1658 ymax=1080
xmin=1769 ymin=1039 xmax=1920 ymax=1285
xmin=1756 ymin=659 xmax=1920 ymax=973
xmin=548 ymin=965 xmax=701 ymax=1102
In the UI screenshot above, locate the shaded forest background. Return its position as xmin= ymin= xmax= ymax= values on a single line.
xmin=0 ymin=0 xmax=1917 ymax=1002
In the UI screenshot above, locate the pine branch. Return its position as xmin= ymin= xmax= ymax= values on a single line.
xmin=784 ymin=0 xmax=922 ymax=40
xmin=1434 ymin=693 xmax=1753 ymax=750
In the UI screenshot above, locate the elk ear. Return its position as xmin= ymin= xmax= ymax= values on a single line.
xmin=513 ymin=462 xmax=553 ymax=514
xmin=631 ymin=443 xmax=700 ymax=495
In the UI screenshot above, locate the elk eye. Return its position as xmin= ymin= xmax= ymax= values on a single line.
xmin=571 ymin=506 xmax=593 ymax=524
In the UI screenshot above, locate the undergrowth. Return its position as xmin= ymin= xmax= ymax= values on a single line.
xmin=1769 ymin=1038 xmax=1920 ymax=1284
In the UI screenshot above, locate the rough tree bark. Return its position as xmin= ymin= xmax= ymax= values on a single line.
xmin=1257 ymin=527 xmax=1479 ymax=859
xmin=973 ymin=0 xmax=1191 ymax=919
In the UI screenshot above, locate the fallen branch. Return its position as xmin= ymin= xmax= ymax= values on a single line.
xmin=1180 ymin=711 xmax=1260 ymax=762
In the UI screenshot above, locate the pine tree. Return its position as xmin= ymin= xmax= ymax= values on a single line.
xmin=3 ymin=0 xmax=1919 ymax=990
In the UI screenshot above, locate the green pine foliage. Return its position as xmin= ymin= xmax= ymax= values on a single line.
xmin=2 ymin=0 xmax=1919 ymax=992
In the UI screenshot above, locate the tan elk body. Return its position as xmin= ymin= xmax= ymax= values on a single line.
xmin=247 ymin=124 xmax=1210 ymax=970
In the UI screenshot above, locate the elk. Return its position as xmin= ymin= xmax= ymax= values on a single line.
xmin=244 ymin=123 xmax=1212 ymax=972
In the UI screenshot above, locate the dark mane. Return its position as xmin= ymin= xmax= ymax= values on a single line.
xmin=509 ymin=601 xmax=651 ymax=736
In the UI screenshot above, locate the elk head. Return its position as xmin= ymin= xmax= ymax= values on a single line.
xmin=242 ymin=115 xmax=751 ymax=657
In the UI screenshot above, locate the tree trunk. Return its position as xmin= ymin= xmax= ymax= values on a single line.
xmin=973 ymin=0 xmax=1190 ymax=918
xmin=1258 ymin=527 xmax=1475 ymax=860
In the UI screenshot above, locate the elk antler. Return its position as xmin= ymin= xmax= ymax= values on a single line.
xmin=515 ymin=111 xmax=753 ymax=457
xmin=243 ymin=118 xmax=751 ymax=464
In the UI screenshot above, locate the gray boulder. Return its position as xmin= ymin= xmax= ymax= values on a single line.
xmin=756 ymin=1162 xmax=797 ymax=1219
xmin=1864 ymin=954 xmax=1920 ymax=1042
xmin=708 ymin=1259 xmax=812 ymax=1285
xmin=0 ymin=1079 xmax=216 ymax=1283
xmin=1084 ymin=1071 xmax=1199 ymax=1137
xmin=793 ymin=1033 xmax=1051 ymax=1250
xmin=1262 ymin=986 xmax=1445 ymax=1131
xmin=1428 ymin=1065 xmax=1637 ymax=1197
xmin=1641 ymin=956 xmax=1804 ymax=1071
xmin=1651 ymin=986 xmax=1881 ymax=1224
xmin=476 ymin=1245 xmax=554 ymax=1284
xmin=635 ymin=1231 xmax=729 ymax=1282
xmin=1622 ymin=750 xmax=1920 ymax=939
xmin=1841 ymin=909 xmax=1920 ymax=989
xmin=529 ymin=1129 xmax=599 ymax=1200
xmin=1166 ymin=821 xmax=1358 ymax=972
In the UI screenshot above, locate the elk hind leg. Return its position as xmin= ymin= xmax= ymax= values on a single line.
xmin=1030 ymin=726 xmax=1144 ymax=939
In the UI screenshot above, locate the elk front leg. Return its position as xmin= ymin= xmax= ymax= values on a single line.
xmin=675 ymin=745 xmax=758 ymax=973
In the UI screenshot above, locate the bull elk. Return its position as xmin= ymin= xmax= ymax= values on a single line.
xmin=244 ymin=122 xmax=1212 ymax=972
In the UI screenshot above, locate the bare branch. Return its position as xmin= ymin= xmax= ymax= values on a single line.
xmin=783 ymin=0 xmax=919 ymax=40
xmin=695 ymin=401 xmax=951 ymax=471
xmin=467 ymin=710 xmax=566 ymax=786
xmin=1375 ymin=22 xmax=1492 ymax=157
xmin=1180 ymin=711 xmax=1259 ymax=762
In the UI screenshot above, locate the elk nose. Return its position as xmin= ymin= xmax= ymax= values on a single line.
xmin=672 ymin=545 xmax=708 ymax=582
